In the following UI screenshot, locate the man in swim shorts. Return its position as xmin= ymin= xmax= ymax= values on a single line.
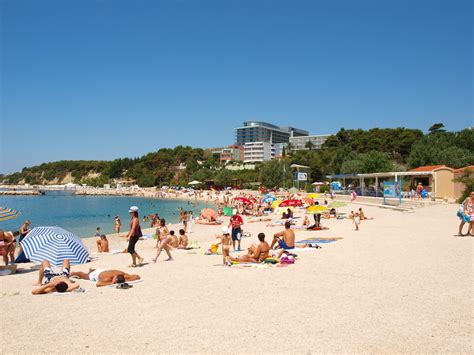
xmin=70 ymin=269 xmax=140 ymax=287
xmin=32 ymin=259 xmax=80 ymax=295
xmin=270 ymin=221 xmax=295 ymax=250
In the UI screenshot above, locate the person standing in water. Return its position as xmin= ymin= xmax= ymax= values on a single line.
xmin=114 ymin=215 xmax=122 ymax=235
xmin=125 ymin=206 xmax=144 ymax=267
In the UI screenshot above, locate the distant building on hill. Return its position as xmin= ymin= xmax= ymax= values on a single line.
xmin=220 ymin=145 xmax=244 ymax=164
xmin=235 ymin=121 xmax=309 ymax=145
xmin=289 ymin=134 xmax=331 ymax=151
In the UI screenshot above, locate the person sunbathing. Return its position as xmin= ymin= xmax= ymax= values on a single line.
xmin=96 ymin=234 xmax=110 ymax=253
xmin=32 ymin=259 xmax=80 ymax=295
xmin=270 ymin=221 xmax=295 ymax=250
xmin=177 ymin=229 xmax=188 ymax=249
xmin=71 ymin=269 xmax=140 ymax=287
xmin=228 ymin=233 xmax=270 ymax=263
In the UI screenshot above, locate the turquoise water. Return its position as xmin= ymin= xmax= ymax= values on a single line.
xmin=0 ymin=194 xmax=211 ymax=237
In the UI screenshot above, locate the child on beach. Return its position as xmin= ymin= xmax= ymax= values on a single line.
xmin=301 ymin=215 xmax=310 ymax=227
xmin=215 ymin=227 xmax=232 ymax=265
xmin=177 ymin=229 xmax=188 ymax=249
xmin=353 ymin=212 xmax=360 ymax=231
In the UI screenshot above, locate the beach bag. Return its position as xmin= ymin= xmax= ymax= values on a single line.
xmin=280 ymin=254 xmax=295 ymax=264
xmin=463 ymin=214 xmax=470 ymax=223
xmin=456 ymin=206 xmax=463 ymax=219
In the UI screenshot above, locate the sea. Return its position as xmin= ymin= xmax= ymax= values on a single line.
xmin=0 ymin=193 xmax=212 ymax=238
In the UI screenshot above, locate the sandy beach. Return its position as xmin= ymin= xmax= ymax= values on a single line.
xmin=1 ymin=202 xmax=472 ymax=353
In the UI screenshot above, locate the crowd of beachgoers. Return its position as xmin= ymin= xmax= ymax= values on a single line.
xmin=0 ymin=188 xmax=473 ymax=296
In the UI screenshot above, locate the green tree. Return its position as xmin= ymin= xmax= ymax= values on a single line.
xmin=215 ymin=169 xmax=234 ymax=186
xmin=361 ymin=151 xmax=393 ymax=173
xmin=260 ymin=160 xmax=288 ymax=188
xmin=428 ymin=123 xmax=446 ymax=134
xmin=340 ymin=159 xmax=364 ymax=174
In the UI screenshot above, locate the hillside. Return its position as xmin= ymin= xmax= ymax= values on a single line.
xmin=3 ymin=125 xmax=473 ymax=188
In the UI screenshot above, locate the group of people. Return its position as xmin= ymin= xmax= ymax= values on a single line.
xmin=348 ymin=208 xmax=370 ymax=231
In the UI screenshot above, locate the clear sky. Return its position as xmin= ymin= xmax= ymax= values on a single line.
xmin=1 ymin=0 xmax=472 ymax=173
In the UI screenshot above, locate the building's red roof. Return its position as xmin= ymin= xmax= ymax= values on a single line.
xmin=454 ymin=165 xmax=474 ymax=173
xmin=409 ymin=165 xmax=447 ymax=172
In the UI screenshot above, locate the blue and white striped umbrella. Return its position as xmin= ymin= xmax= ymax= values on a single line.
xmin=21 ymin=226 xmax=89 ymax=266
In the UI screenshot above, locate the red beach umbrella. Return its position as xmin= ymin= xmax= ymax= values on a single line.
xmin=235 ymin=197 xmax=253 ymax=205
xmin=279 ymin=199 xmax=303 ymax=207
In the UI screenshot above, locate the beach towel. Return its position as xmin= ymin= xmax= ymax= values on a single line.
xmin=286 ymin=246 xmax=321 ymax=251
xmin=91 ymin=249 xmax=123 ymax=255
xmin=72 ymin=276 xmax=144 ymax=287
xmin=51 ymin=287 xmax=87 ymax=296
xmin=297 ymin=239 xmax=335 ymax=244
xmin=229 ymin=263 xmax=271 ymax=269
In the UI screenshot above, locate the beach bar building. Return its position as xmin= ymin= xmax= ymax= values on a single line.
xmin=327 ymin=165 xmax=471 ymax=202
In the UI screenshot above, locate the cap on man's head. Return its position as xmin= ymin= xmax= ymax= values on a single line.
xmin=128 ymin=206 xmax=139 ymax=213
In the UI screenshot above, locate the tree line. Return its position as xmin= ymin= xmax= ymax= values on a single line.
xmin=4 ymin=124 xmax=473 ymax=190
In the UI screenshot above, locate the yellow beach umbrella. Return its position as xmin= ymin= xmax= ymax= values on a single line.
xmin=271 ymin=199 xmax=283 ymax=208
xmin=307 ymin=193 xmax=320 ymax=199
xmin=306 ymin=205 xmax=328 ymax=214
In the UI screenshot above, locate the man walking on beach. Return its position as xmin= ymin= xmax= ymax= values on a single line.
xmin=229 ymin=209 xmax=244 ymax=251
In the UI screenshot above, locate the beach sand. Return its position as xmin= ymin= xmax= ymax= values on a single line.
xmin=0 ymin=203 xmax=472 ymax=353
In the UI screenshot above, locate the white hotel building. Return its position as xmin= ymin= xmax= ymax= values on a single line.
xmin=243 ymin=142 xmax=275 ymax=163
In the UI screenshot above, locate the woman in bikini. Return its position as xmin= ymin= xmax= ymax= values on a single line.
xmin=152 ymin=218 xmax=173 ymax=262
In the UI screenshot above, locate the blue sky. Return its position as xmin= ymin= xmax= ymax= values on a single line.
xmin=1 ymin=0 xmax=472 ymax=173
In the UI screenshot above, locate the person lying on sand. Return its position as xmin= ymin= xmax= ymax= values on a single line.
xmin=32 ymin=259 xmax=80 ymax=295
xmin=71 ymin=269 xmax=140 ymax=287
xmin=177 ymin=229 xmax=188 ymax=249
xmin=270 ymin=221 xmax=295 ymax=250
xmin=96 ymin=234 xmax=110 ymax=253
xmin=228 ymin=233 xmax=270 ymax=264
